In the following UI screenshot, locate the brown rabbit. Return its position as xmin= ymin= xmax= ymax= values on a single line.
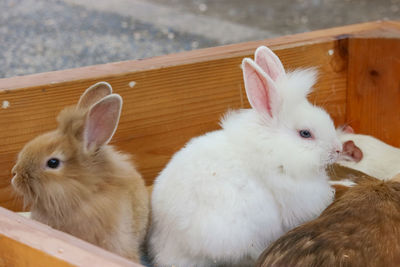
xmin=256 ymin=173 xmax=400 ymax=267
xmin=327 ymin=163 xmax=377 ymax=199
xmin=11 ymin=82 xmax=149 ymax=262
xmin=327 ymin=163 xmax=375 ymax=183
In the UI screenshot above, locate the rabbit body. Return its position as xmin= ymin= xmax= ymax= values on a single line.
xmin=27 ymin=136 xmax=148 ymax=260
xmin=151 ymin=110 xmax=334 ymax=267
xmin=12 ymin=83 xmax=149 ymax=261
xmin=257 ymin=175 xmax=400 ymax=267
xmin=337 ymin=128 xmax=400 ymax=180
xmin=149 ymin=47 xmax=341 ymax=267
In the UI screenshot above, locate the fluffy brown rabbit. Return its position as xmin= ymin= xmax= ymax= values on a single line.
xmin=11 ymin=82 xmax=149 ymax=262
xmin=256 ymin=173 xmax=400 ymax=267
xmin=327 ymin=163 xmax=376 ymax=199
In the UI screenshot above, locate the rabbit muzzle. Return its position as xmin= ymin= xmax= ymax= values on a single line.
xmin=11 ymin=171 xmax=36 ymax=197
xmin=329 ymin=143 xmax=343 ymax=163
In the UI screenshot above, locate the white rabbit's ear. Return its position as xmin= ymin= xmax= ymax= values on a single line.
xmin=342 ymin=140 xmax=363 ymax=162
xmin=242 ymin=58 xmax=281 ymax=118
xmin=255 ymin=46 xmax=285 ymax=81
xmin=78 ymin=82 xmax=113 ymax=109
xmin=342 ymin=125 xmax=354 ymax=134
xmin=83 ymin=94 xmax=122 ymax=151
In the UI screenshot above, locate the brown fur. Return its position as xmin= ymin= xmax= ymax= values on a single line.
xmin=327 ymin=163 xmax=376 ymax=182
xmin=327 ymin=163 xmax=377 ymax=199
xmin=11 ymin=84 xmax=149 ymax=262
xmin=256 ymin=176 xmax=400 ymax=267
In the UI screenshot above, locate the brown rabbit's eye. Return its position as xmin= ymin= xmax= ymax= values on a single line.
xmin=47 ymin=158 xmax=60 ymax=169
xmin=299 ymin=130 xmax=312 ymax=139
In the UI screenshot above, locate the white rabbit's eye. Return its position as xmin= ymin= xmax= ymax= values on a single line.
xmin=47 ymin=158 xmax=60 ymax=169
xmin=299 ymin=130 xmax=312 ymax=139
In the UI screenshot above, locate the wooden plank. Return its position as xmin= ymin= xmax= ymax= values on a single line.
xmin=0 ymin=40 xmax=347 ymax=211
xmin=0 ymin=207 xmax=142 ymax=267
xmin=347 ymin=37 xmax=400 ymax=147
xmin=3 ymin=21 xmax=400 ymax=211
xmin=0 ymin=21 xmax=397 ymax=93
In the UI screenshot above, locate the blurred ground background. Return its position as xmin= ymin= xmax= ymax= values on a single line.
xmin=0 ymin=0 xmax=399 ymax=78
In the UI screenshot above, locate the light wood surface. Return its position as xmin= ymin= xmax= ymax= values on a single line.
xmin=0 ymin=21 xmax=399 ymax=212
xmin=0 ymin=207 xmax=142 ymax=266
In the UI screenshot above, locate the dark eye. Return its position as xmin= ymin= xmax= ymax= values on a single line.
xmin=299 ymin=130 xmax=312 ymax=139
xmin=46 ymin=158 xmax=60 ymax=169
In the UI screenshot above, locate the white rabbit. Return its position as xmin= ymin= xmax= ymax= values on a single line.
xmin=149 ymin=46 xmax=342 ymax=267
xmin=337 ymin=125 xmax=400 ymax=180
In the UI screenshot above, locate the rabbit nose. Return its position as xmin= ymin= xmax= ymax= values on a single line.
xmin=334 ymin=143 xmax=342 ymax=154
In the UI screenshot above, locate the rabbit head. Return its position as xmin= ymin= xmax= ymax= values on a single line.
xmin=11 ymin=82 xmax=124 ymax=211
xmin=241 ymin=46 xmax=342 ymax=173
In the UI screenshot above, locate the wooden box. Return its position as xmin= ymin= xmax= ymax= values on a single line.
xmin=0 ymin=21 xmax=399 ymax=266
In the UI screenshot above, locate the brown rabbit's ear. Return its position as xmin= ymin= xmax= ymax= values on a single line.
xmin=77 ymin=82 xmax=112 ymax=110
xmin=83 ymin=94 xmax=122 ymax=151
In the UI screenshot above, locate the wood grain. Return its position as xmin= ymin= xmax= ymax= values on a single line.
xmin=0 ymin=207 xmax=142 ymax=267
xmin=347 ymin=38 xmax=400 ymax=146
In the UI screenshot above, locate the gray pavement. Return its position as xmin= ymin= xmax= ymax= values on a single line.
xmin=149 ymin=0 xmax=400 ymax=35
xmin=0 ymin=0 xmax=399 ymax=79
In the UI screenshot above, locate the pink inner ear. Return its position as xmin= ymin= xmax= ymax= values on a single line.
xmin=250 ymin=71 xmax=272 ymax=116
xmin=244 ymin=61 xmax=275 ymax=117
xmin=255 ymin=47 xmax=285 ymax=81
xmin=343 ymin=140 xmax=363 ymax=162
xmin=84 ymin=97 xmax=120 ymax=151
xmin=343 ymin=125 xmax=355 ymax=134
xmin=78 ymin=82 xmax=112 ymax=109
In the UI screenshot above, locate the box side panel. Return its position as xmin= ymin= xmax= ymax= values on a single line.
xmin=0 ymin=40 xmax=347 ymax=210
xmin=347 ymin=38 xmax=400 ymax=146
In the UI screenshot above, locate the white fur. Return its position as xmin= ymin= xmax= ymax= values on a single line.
xmin=329 ymin=179 xmax=357 ymax=187
xmin=337 ymin=130 xmax=400 ymax=180
xmin=149 ymin=49 xmax=341 ymax=267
